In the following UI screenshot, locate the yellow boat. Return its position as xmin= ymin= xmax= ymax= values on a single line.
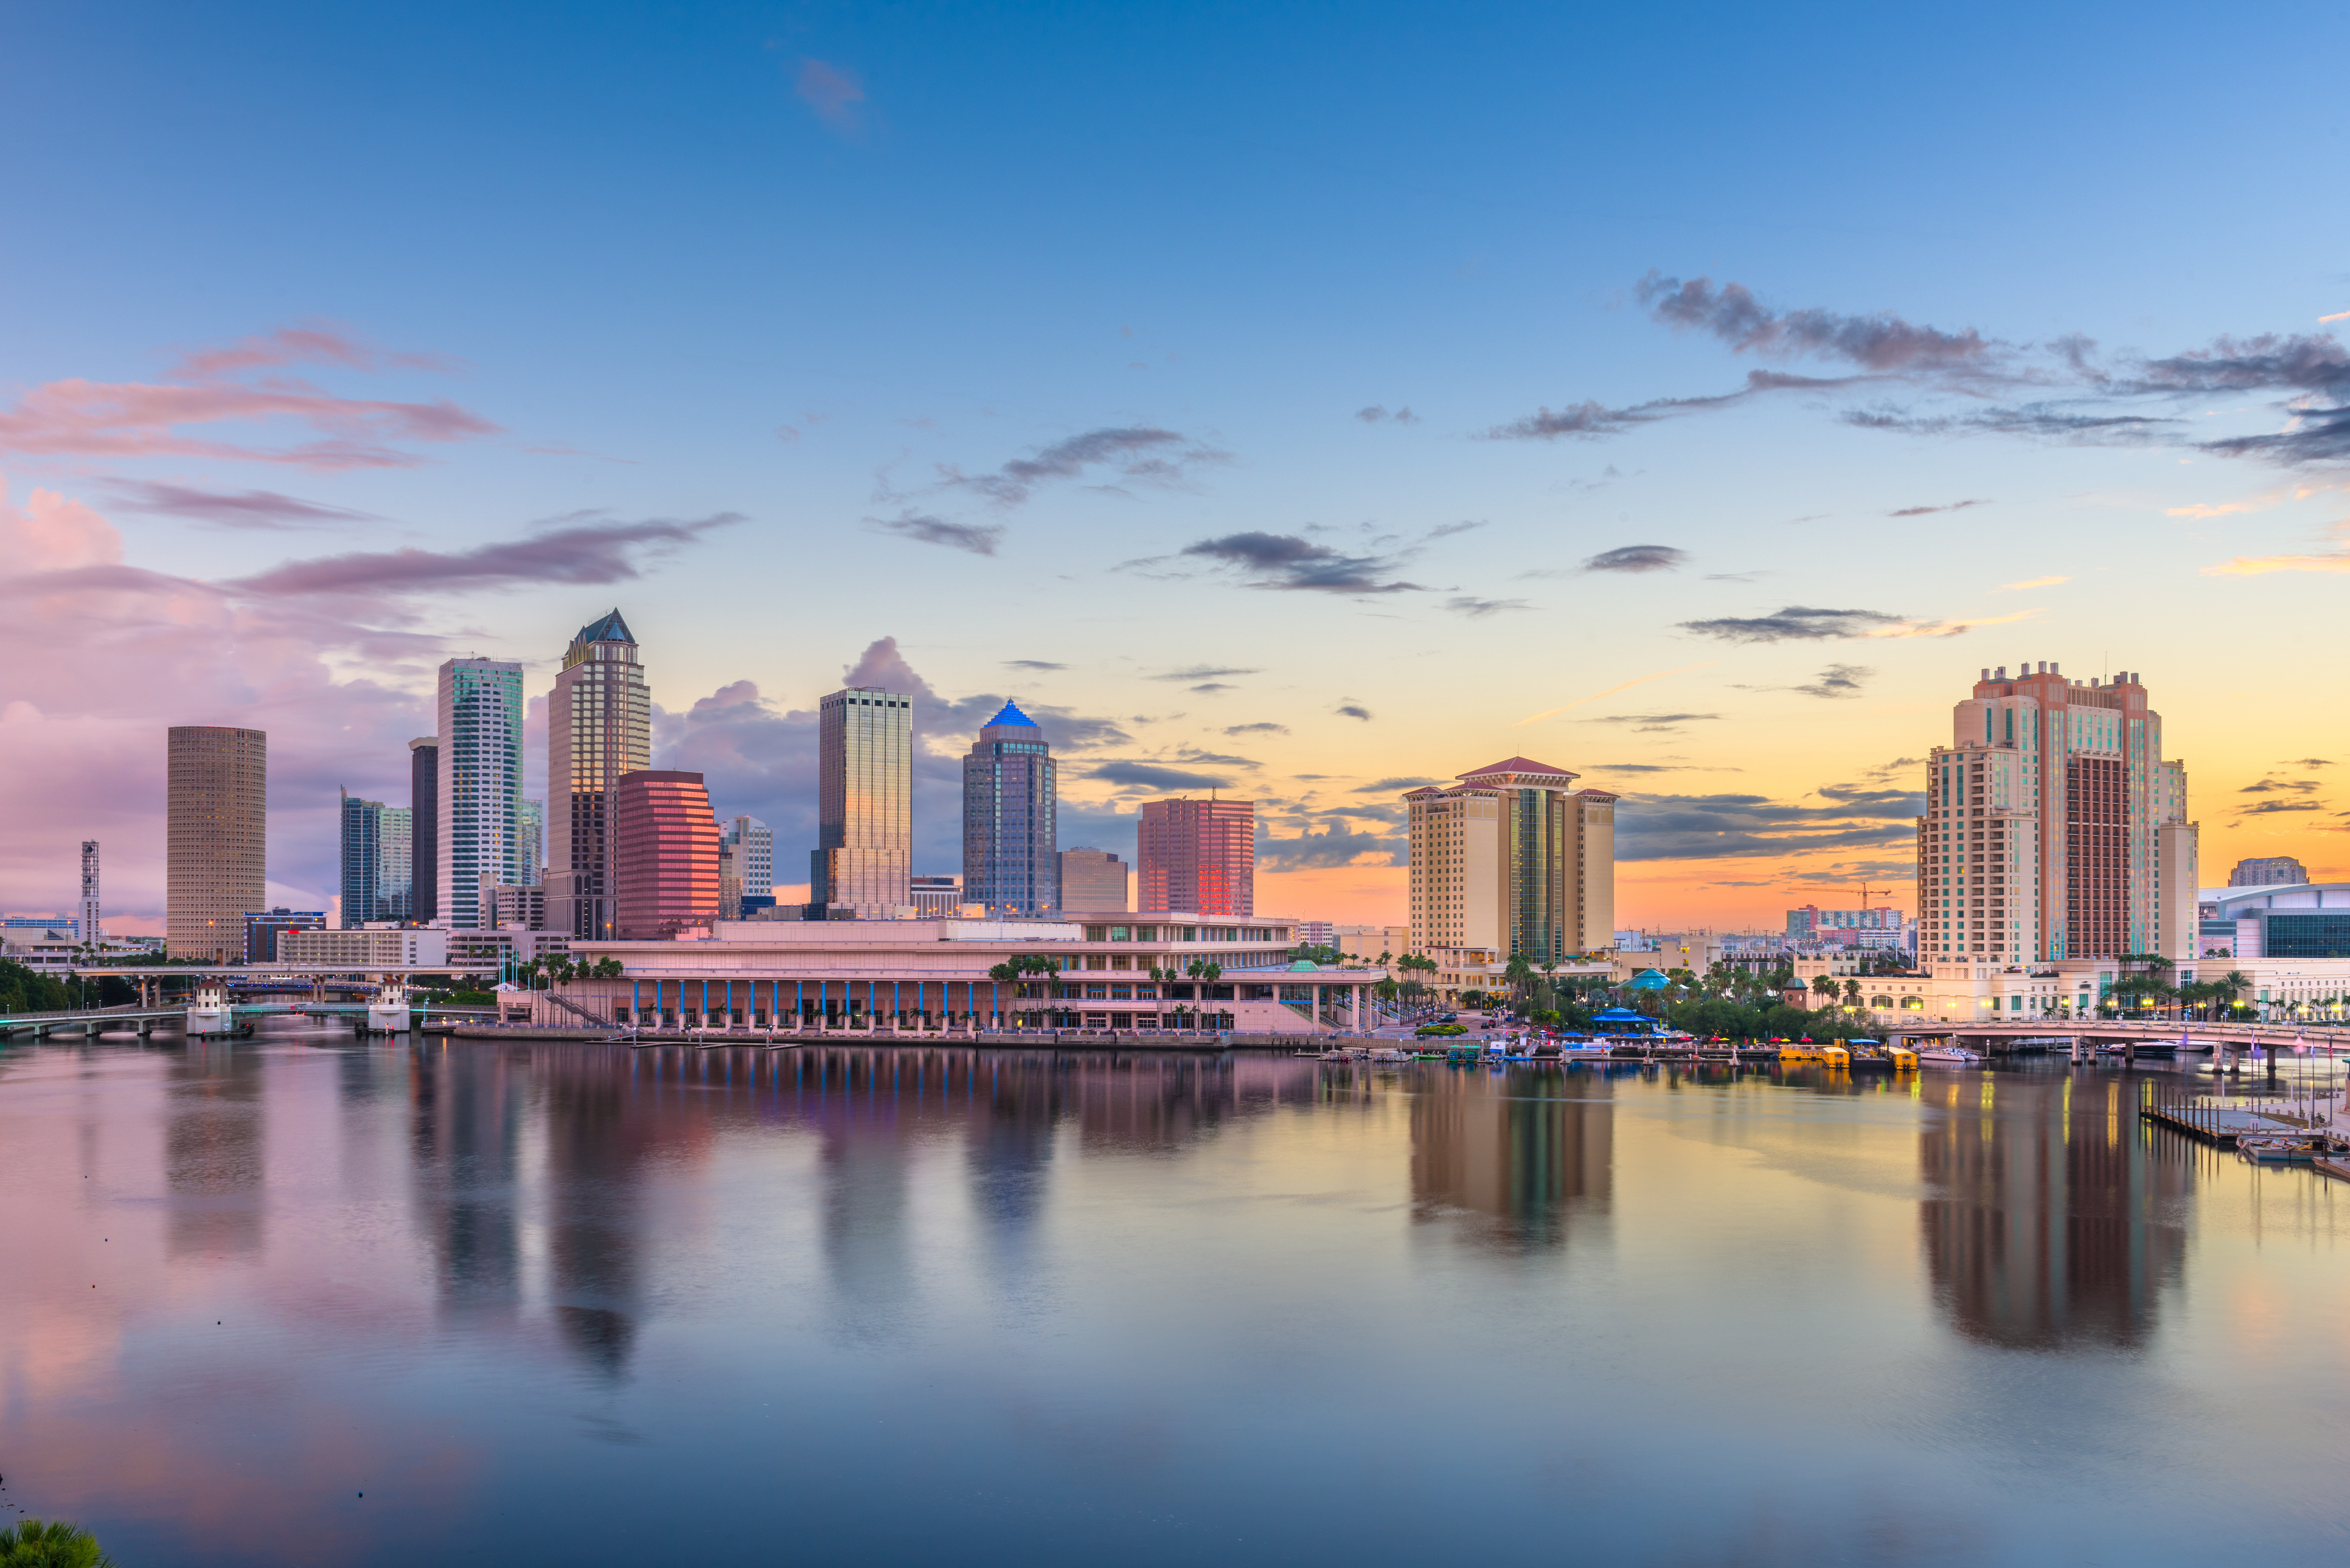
xmin=1778 ymin=1041 xmax=1849 ymax=1064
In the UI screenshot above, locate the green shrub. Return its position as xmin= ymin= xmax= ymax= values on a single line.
xmin=0 ymin=1518 xmax=118 ymax=1567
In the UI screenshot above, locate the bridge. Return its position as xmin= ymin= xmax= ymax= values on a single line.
xmin=1894 ymin=1017 xmax=2350 ymax=1055
xmin=0 ymin=999 xmax=497 ymax=1040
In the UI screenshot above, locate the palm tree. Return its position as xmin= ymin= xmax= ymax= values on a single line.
xmin=0 ymin=1518 xmax=117 ymax=1567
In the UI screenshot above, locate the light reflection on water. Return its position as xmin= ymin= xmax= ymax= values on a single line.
xmin=1 ymin=1024 xmax=2343 ymax=1566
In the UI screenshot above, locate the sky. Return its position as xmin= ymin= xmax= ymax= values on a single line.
xmin=2 ymin=0 xmax=2346 ymax=934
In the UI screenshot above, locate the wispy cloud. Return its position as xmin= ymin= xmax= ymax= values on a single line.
xmin=1638 ymin=272 xmax=1998 ymax=373
xmin=1516 ymin=662 xmax=1712 ymax=726
xmin=223 ymin=512 xmax=743 ymax=597
xmin=1224 ymin=722 xmax=1287 ymax=735
xmin=1355 ymin=405 xmax=1420 ymax=425
xmin=863 ymin=510 xmax=1003 ymax=556
xmin=1995 ymin=575 xmax=2069 ymax=592
xmin=1887 ymin=499 xmax=1990 ymax=517
xmin=1445 ymin=595 xmax=1531 ymax=617
xmin=1583 ymin=544 xmax=1688 ymax=573
xmin=1152 ymin=665 xmax=1260 ymax=682
xmin=1090 ymin=760 xmax=1232 ymax=791
xmin=1678 ymin=606 xmax=1905 ymax=643
xmin=2203 ymin=521 xmax=2350 ymax=576
xmin=1789 ymin=664 xmax=1871 ymax=699
xmin=1005 ymin=659 xmax=1066 ymax=671
xmin=1178 ymin=532 xmax=1424 ymax=594
xmin=1583 ymin=712 xmax=1723 ymax=733
xmin=948 ymin=426 xmax=1225 ymax=505
xmin=102 ymin=480 xmax=380 ymax=530
xmin=1335 ymin=704 xmax=1373 ymax=721
xmin=794 ymin=59 xmax=866 ymax=135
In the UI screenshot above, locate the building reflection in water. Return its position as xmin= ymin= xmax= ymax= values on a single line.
xmin=1410 ymin=1067 xmax=1614 ymax=1251
xmin=407 ymin=1044 xmax=523 ymax=1322
xmin=538 ymin=1048 xmax=672 ymax=1378
xmin=164 ymin=1042 xmax=266 ymax=1261
xmin=1918 ymin=1074 xmax=2191 ymax=1348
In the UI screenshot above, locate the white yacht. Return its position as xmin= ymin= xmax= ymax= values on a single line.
xmin=1916 ymin=1043 xmax=1984 ymax=1066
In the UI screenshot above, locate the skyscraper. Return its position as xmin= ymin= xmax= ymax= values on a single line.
xmin=166 ymin=726 xmax=266 ymax=960
xmin=518 ymin=799 xmax=545 ymax=887
xmin=962 ymin=700 xmax=1058 ymax=917
xmin=1138 ymin=798 xmax=1255 ymax=917
xmin=1058 ymin=847 xmax=1130 ymax=912
xmin=548 ymin=610 xmax=652 ymax=940
xmin=341 ymin=790 xmax=414 ymax=925
xmin=1917 ymin=663 xmax=2198 ymax=969
xmin=438 ymin=656 xmax=525 ymax=931
xmin=79 ymin=840 xmax=102 ymax=949
xmin=812 ymin=686 xmax=911 ymax=915
xmin=613 ymin=769 xmax=720 ymax=940
xmin=719 ymin=815 xmax=772 ymax=919
xmin=409 ymin=737 xmax=439 ymax=923
xmin=1403 ymin=758 xmax=1616 ymax=961
xmin=2230 ymin=856 xmax=2308 ymax=888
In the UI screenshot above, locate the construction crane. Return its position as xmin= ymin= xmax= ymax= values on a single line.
xmin=1855 ymin=881 xmax=1889 ymax=915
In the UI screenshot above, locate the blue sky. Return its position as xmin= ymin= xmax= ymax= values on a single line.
xmin=2 ymin=1 xmax=2346 ymax=926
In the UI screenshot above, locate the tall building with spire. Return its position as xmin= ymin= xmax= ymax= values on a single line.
xmin=812 ymin=686 xmax=912 ymax=915
xmin=438 ymin=656 xmax=525 ymax=930
xmin=1404 ymin=758 xmax=1616 ymax=962
xmin=961 ymin=700 xmax=1058 ymax=917
xmin=548 ymin=609 xmax=652 ymax=940
xmin=1919 ymin=662 xmax=2197 ymax=970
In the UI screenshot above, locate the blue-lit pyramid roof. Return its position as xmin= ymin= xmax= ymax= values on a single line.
xmin=574 ymin=608 xmax=635 ymax=645
xmin=983 ymin=699 xmax=1038 ymax=729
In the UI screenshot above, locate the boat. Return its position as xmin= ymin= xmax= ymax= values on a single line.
xmin=2236 ymin=1136 xmax=2322 ymax=1165
xmin=1366 ymin=1047 xmax=1411 ymax=1064
xmin=1916 ymin=1044 xmax=1984 ymax=1066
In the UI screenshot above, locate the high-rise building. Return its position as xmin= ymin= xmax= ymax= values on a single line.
xmin=79 ymin=840 xmax=101 ymax=949
xmin=1917 ymin=663 xmax=2198 ymax=969
xmin=962 ymin=701 xmax=1058 ymax=916
xmin=1058 ymin=847 xmax=1130 ymax=912
xmin=812 ymin=687 xmax=912 ymax=915
xmin=409 ymin=737 xmax=440 ymax=924
xmin=613 ymin=769 xmax=720 ymax=940
xmin=1403 ymin=759 xmax=1616 ymax=961
xmin=719 ymin=815 xmax=773 ymax=920
xmin=167 ymin=726 xmax=266 ymax=961
xmin=244 ymin=907 xmax=325 ymax=964
xmin=548 ymin=611 xmax=653 ymax=940
xmin=339 ymin=790 xmax=413 ymax=925
xmin=1138 ymin=798 xmax=1255 ymax=917
xmin=438 ymin=657 xmax=525 ymax=930
xmin=518 ymin=799 xmax=545 ymax=888
xmin=2230 ymin=856 xmax=2309 ymax=888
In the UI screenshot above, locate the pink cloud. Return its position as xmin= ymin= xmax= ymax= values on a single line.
xmin=165 ymin=321 xmax=461 ymax=383
xmin=223 ymin=512 xmax=744 ymax=597
xmin=794 ymin=58 xmax=866 ymax=134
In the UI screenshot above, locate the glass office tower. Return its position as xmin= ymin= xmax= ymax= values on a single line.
xmin=962 ymin=700 xmax=1058 ymax=917
xmin=548 ymin=609 xmax=652 ymax=939
xmin=437 ymin=657 xmax=526 ymax=930
xmin=812 ymin=687 xmax=911 ymax=915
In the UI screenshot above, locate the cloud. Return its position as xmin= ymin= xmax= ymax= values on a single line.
xmin=100 ymin=480 xmax=380 ymax=530
xmin=1582 ymin=712 xmax=1723 ymax=733
xmin=165 ymin=322 xmax=457 ymax=382
xmin=2286 ymin=757 xmax=2334 ymax=768
xmin=948 ymin=426 xmax=1225 ymax=505
xmin=0 ymin=335 xmax=499 ymax=470
xmin=1152 ymin=665 xmax=1260 ymax=682
xmin=1637 ymin=272 xmax=1998 ymax=374
xmin=1335 ymin=704 xmax=1372 ymax=721
xmin=1089 ymin=761 xmax=1232 ymax=792
xmin=1487 ymin=370 xmax=1863 ymax=443
xmin=1515 ymin=662 xmax=1714 ymax=726
xmin=1355 ymin=406 xmax=1421 ymax=425
xmin=2238 ymin=779 xmax=2320 ymax=794
xmin=2203 ymin=520 xmax=2350 ymax=576
xmin=863 ymin=511 xmax=1003 ymax=556
xmin=1887 ymin=499 xmax=1990 ymax=517
xmin=1445 ymin=595 xmax=1531 ymax=617
xmin=1257 ymin=824 xmax=1400 ymax=872
xmin=1789 ymin=664 xmax=1871 ymax=699
xmin=1223 ymin=722 xmax=1287 ymax=735
xmin=1355 ymin=777 xmax=1443 ymax=793
xmin=1005 ymin=659 xmax=1066 ymax=671
xmin=794 ymin=59 xmax=866 ymax=134
xmin=1583 ymin=544 xmax=1688 ymax=574
xmin=1170 ymin=748 xmax=1260 ymax=768
xmin=1995 ymin=575 xmax=2069 ymax=592
xmin=1178 ymin=532 xmax=1424 ymax=594
xmin=1677 ymin=605 xmax=1905 ymax=643
xmin=2237 ymin=799 xmax=2325 ymax=816
xmin=2202 ymin=406 xmax=2350 ymax=465
xmin=1615 ymin=786 xmax=1926 ymax=862
xmin=1189 ymin=683 xmax=1233 ymax=693
xmin=1425 ymin=519 xmax=1484 ymax=539
xmin=222 ymin=512 xmax=745 ymax=597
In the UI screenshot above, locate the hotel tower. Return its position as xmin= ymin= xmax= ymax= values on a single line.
xmin=812 ymin=686 xmax=913 ymax=915
xmin=1404 ymin=758 xmax=1616 ymax=963
xmin=548 ymin=610 xmax=652 ymax=939
xmin=1919 ymin=663 xmax=2198 ymax=971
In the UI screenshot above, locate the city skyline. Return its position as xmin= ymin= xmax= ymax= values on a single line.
xmin=2 ymin=5 xmax=2346 ymax=932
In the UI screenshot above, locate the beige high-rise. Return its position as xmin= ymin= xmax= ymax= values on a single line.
xmin=1405 ymin=757 xmax=1615 ymax=961
xmin=167 ymin=726 xmax=266 ymax=961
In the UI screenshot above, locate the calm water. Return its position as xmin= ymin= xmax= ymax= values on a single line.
xmin=4 ymin=1025 xmax=2347 ymax=1566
